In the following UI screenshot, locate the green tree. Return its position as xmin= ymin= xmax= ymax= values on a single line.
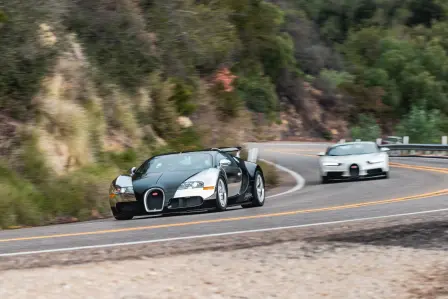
xmin=395 ymin=105 xmax=443 ymax=143
xmin=227 ymin=0 xmax=296 ymax=81
xmin=144 ymin=0 xmax=238 ymax=77
xmin=235 ymin=72 xmax=279 ymax=114
xmin=66 ymin=0 xmax=156 ymax=90
xmin=0 ymin=1 xmax=63 ymax=120
xmin=350 ymin=114 xmax=381 ymax=141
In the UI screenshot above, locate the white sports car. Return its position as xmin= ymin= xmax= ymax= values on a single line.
xmin=318 ymin=141 xmax=390 ymax=184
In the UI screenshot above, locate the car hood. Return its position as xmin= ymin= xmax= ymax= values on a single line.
xmin=132 ymin=169 xmax=205 ymax=200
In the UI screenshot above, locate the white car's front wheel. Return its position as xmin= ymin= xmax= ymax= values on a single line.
xmin=321 ymin=175 xmax=330 ymax=184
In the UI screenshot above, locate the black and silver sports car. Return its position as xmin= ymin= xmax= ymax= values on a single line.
xmin=109 ymin=147 xmax=266 ymax=220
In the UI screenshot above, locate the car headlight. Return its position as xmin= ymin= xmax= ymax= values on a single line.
xmin=367 ymin=160 xmax=384 ymax=164
xmin=178 ymin=181 xmax=204 ymax=189
xmin=323 ymin=162 xmax=342 ymax=166
xmin=115 ymin=186 xmax=134 ymax=194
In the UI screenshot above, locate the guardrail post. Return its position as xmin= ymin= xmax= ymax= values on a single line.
xmin=442 ymin=136 xmax=447 ymax=156
xmin=376 ymin=138 xmax=382 ymax=145
xmin=355 ymin=139 xmax=361 ymax=142
xmin=403 ymin=136 xmax=410 ymax=156
xmin=247 ymin=148 xmax=259 ymax=163
xmin=339 ymin=139 xmax=345 ymax=143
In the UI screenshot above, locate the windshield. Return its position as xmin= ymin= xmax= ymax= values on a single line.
xmin=326 ymin=143 xmax=379 ymax=156
xmin=134 ymin=152 xmax=213 ymax=175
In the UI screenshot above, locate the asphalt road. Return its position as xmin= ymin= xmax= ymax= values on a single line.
xmin=0 ymin=142 xmax=447 ymax=256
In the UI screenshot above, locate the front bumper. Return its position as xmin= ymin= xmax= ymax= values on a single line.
xmin=320 ymin=161 xmax=388 ymax=178
xmin=109 ymin=186 xmax=217 ymax=215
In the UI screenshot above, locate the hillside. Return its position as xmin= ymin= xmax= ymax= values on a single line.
xmin=1 ymin=0 xmax=448 ymax=227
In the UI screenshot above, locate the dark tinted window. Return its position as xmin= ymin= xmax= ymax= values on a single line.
xmin=326 ymin=143 xmax=379 ymax=156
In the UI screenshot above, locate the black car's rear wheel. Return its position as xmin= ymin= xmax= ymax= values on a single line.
xmin=241 ymin=170 xmax=265 ymax=208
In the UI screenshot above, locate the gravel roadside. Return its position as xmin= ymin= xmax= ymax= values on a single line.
xmin=0 ymin=213 xmax=446 ymax=298
xmin=0 ymin=239 xmax=446 ymax=299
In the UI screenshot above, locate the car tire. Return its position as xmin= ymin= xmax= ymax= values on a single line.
xmin=321 ymin=176 xmax=330 ymax=184
xmin=215 ymin=176 xmax=228 ymax=212
xmin=113 ymin=213 xmax=134 ymax=221
xmin=114 ymin=215 xmax=134 ymax=220
xmin=111 ymin=207 xmax=134 ymax=220
xmin=242 ymin=170 xmax=265 ymax=208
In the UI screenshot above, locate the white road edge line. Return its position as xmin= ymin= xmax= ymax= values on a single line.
xmin=262 ymin=158 xmax=306 ymax=199
xmin=1 ymin=208 xmax=447 ymax=257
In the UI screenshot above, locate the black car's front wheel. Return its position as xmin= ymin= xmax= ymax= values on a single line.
xmin=114 ymin=214 xmax=134 ymax=220
xmin=111 ymin=208 xmax=134 ymax=220
xmin=215 ymin=176 xmax=228 ymax=211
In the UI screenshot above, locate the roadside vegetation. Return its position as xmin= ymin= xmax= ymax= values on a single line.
xmin=239 ymin=149 xmax=279 ymax=188
xmin=1 ymin=0 xmax=448 ymax=227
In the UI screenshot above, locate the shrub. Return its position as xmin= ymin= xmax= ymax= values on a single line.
xmin=350 ymin=114 xmax=381 ymax=141
xmin=169 ymin=78 xmax=197 ymax=116
xmin=39 ymin=164 xmax=119 ymax=221
xmin=319 ymin=69 xmax=354 ymax=90
xmin=208 ymin=80 xmax=244 ymax=120
xmin=0 ymin=162 xmax=45 ymax=228
xmin=395 ymin=105 xmax=443 ymax=143
xmin=257 ymin=160 xmax=279 ymax=188
xmin=235 ymin=74 xmax=279 ymax=114
xmin=149 ymin=76 xmax=181 ymax=141
xmin=169 ymin=128 xmax=203 ymax=152
xmin=0 ymin=2 xmax=61 ymax=120
xmin=106 ymin=149 xmax=138 ymax=172
xmin=66 ymin=0 xmax=156 ymax=91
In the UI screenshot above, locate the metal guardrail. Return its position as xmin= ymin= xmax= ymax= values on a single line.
xmin=378 ymin=144 xmax=448 ymax=151
xmin=376 ymin=142 xmax=448 ymax=158
xmin=339 ymin=137 xmax=448 ymax=157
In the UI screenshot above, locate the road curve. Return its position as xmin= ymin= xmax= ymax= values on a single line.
xmin=0 ymin=142 xmax=447 ymax=256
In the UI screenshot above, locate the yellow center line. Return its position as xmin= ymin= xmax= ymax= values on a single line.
xmin=0 ymin=189 xmax=447 ymax=243
xmin=389 ymin=162 xmax=448 ymax=172
xmin=0 ymin=150 xmax=446 ymax=244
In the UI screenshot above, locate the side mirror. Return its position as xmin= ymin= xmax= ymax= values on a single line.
xmin=219 ymin=158 xmax=231 ymax=167
xmin=317 ymin=152 xmax=325 ymax=156
xmin=380 ymin=147 xmax=390 ymax=152
xmin=129 ymin=166 xmax=136 ymax=175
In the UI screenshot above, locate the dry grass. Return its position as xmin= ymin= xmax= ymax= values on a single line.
xmin=257 ymin=160 xmax=280 ymax=188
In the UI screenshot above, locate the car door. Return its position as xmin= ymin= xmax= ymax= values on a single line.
xmin=216 ymin=152 xmax=242 ymax=197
